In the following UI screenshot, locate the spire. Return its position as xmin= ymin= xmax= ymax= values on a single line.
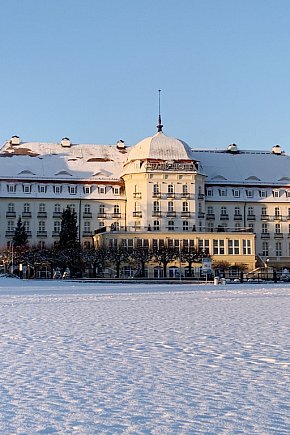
xmin=157 ymin=89 xmax=163 ymax=132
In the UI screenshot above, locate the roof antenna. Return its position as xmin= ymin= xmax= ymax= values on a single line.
xmin=157 ymin=89 xmax=163 ymax=132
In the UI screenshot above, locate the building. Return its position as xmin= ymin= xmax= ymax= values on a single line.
xmin=4 ymin=120 xmax=290 ymax=276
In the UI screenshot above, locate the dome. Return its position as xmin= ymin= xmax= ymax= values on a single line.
xmin=126 ymin=131 xmax=194 ymax=163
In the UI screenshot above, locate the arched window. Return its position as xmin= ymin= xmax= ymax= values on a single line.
xmin=153 ymin=201 xmax=160 ymax=212
xmin=153 ymin=184 xmax=160 ymax=194
xmin=182 ymin=202 xmax=189 ymax=212
xmin=168 ymin=184 xmax=174 ymax=194
xmin=114 ymin=205 xmax=120 ymax=214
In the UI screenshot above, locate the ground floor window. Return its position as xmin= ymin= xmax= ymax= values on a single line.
xmin=153 ymin=267 xmax=163 ymax=278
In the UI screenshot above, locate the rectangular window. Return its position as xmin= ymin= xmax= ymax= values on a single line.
xmin=113 ymin=187 xmax=120 ymax=195
xmin=219 ymin=189 xmax=227 ymax=197
xmin=272 ymin=190 xmax=280 ymax=198
xmin=23 ymin=184 xmax=31 ymax=193
xmin=213 ymin=239 xmax=225 ymax=255
xmin=68 ymin=186 xmax=77 ymax=195
xmin=53 ymin=186 xmax=62 ymax=194
xmin=246 ymin=189 xmax=253 ymax=197
xmin=38 ymin=185 xmax=47 ymax=193
xmin=233 ymin=189 xmax=240 ymax=197
xmin=84 ymin=186 xmax=92 ymax=194
xmin=206 ymin=188 xmax=213 ymax=197
xmin=262 ymin=242 xmax=268 ymax=256
xmin=276 ymin=242 xmax=282 ymax=257
xmin=199 ymin=239 xmax=210 ymax=255
xmin=259 ymin=190 xmax=267 ymax=198
xmin=7 ymin=184 xmax=16 ymax=193
xmin=243 ymin=240 xmax=251 ymax=255
xmin=39 ymin=221 xmax=46 ymax=232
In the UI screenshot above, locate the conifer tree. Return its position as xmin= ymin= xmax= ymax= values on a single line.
xmin=12 ymin=217 xmax=28 ymax=247
xmin=58 ymin=206 xmax=79 ymax=250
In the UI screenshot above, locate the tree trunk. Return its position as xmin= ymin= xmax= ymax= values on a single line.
xmin=163 ymin=261 xmax=167 ymax=278
xmin=116 ymin=261 xmax=120 ymax=278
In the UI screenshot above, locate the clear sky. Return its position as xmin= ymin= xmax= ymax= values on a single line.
xmin=1 ymin=0 xmax=290 ymax=152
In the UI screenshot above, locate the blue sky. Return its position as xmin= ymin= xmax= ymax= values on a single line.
xmin=1 ymin=0 xmax=290 ymax=151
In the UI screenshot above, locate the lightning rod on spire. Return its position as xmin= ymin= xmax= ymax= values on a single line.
xmin=157 ymin=89 xmax=163 ymax=132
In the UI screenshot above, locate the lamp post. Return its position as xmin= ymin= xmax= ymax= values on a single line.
xmin=11 ymin=241 xmax=14 ymax=275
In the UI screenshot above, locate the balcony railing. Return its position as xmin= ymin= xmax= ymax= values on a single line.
xmin=152 ymin=192 xmax=161 ymax=198
xmin=198 ymin=212 xmax=205 ymax=218
xmin=261 ymin=214 xmax=269 ymax=220
xmin=181 ymin=212 xmax=191 ymax=218
xmin=206 ymin=213 xmax=215 ymax=220
xmin=98 ymin=213 xmax=107 ymax=218
xmin=181 ymin=192 xmax=190 ymax=199
xmin=37 ymin=231 xmax=47 ymax=237
xmin=152 ymin=211 xmax=162 ymax=217
xmin=83 ymin=212 xmax=92 ymax=218
xmin=37 ymin=212 xmax=47 ymax=218
xmin=82 ymin=231 xmax=92 ymax=237
xmin=133 ymin=192 xmax=142 ymax=199
xmin=234 ymin=214 xmax=243 ymax=220
xmin=22 ymin=212 xmax=32 ymax=218
xmin=220 ymin=214 xmax=229 ymax=220
xmin=52 ymin=231 xmax=60 ymax=238
xmin=274 ymin=232 xmax=283 ymax=239
xmin=112 ymin=213 xmax=121 ymax=219
xmin=166 ymin=193 xmax=175 ymax=199
xmin=5 ymin=231 xmax=14 ymax=237
xmin=53 ymin=212 xmax=62 ymax=218
xmin=133 ymin=211 xmax=142 ymax=218
xmin=166 ymin=211 xmax=176 ymax=217
xmin=198 ymin=193 xmax=205 ymax=199
xmin=261 ymin=232 xmax=270 ymax=239
xmin=247 ymin=215 xmax=256 ymax=221
xmin=6 ymin=211 xmax=16 ymax=218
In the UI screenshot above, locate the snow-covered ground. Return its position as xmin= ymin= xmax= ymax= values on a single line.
xmin=0 ymin=279 xmax=289 ymax=434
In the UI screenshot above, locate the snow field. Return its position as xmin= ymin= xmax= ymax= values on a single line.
xmin=0 ymin=280 xmax=289 ymax=434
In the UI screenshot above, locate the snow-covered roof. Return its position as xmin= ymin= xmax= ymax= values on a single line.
xmin=192 ymin=149 xmax=290 ymax=185
xmin=125 ymin=131 xmax=194 ymax=163
xmin=0 ymin=140 xmax=127 ymax=181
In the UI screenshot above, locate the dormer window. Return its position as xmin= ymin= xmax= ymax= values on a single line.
xmin=53 ymin=185 xmax=62 ymax=194
xmin=246 ymin=189 xmax=254 ymax=198
xmin=7 ymin=184 xmax=16 ymax=193
xmin=83 ymin=186 xmax=92 ymax=194
xmin=113 ymin=187 xmax=120 ymax=195
xmin=68 ymin=185 xmax=77 ymax=195
xmin=233 ymin=189 xmax=240 ymax=198
xmin=23 ymin=184 xmax=31 ymax=193
xmin=272 ymin=190 xmax=280 ymax=198
xmin=38 ymin=185 xmax=47 ymax=193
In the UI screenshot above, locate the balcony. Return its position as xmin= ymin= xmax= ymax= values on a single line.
xmin=53 ymin=212 xmax=62 ymax=218
xmin=37 ymin=231 xmax=47 ymax=237
xmin=5 ymin=231 xmax=14 ymax=237
xmin=234 ymin=214 xmax=243 ymax=221
xmin=133 ymin=192 xmax=142 ymax=199
xmin=181 ymin=192 xmax=190 ymax=199
xmin=261 ymin=232 xmax=270 ymax=239
xmin=206 ymin=213 xmax=215 ymax=220
xmin=166 ymin=193 xmax=175 ymax=199
xmin=247 ymin=215 xmax=256 ymax=221
xmin=52 ymin=231 xmax=60 ymax=238
xmin=83 ymin=212 xmax=92 ymax=218
xmin=166 ymin=211 xmax=176 ymax=217
xmin=260 ymin=214 xmax=269 ymax=220
xmin=22 ymin=212 xmax=32 ymax=218
xmin=152 ymin=211 xmax=162 ymax=217
xmin=198 ymin=212 xmax=205 ymax=218
xmin=274 ymin=232 xmax=283 ymax=239
xmin=133 ymin=211 xmax=142 ymax=218
xmin=98 ymin=213 xmax=107 ymax=219
xmin=273 ymin=214 xmax=282 ymax=221
xmin=220 ymin=214 xmax=229 ymax=220
xmin=82 ymin=231 xmax=92 ymax=237
xmin=286 ymin=215 xmax=290 ymax=221
xmin=152 ymin=192 xmax=161 ymax=198
xmin=112 ymin=213 xmax=121 ymax=219
xmin=198 ymin=193 xmax=205 ymax=199
xmin=37 ymin=212 xmax=47 ymax=218
xmin=6 ymin=211 xmax=16 ymax=218
xmin=181 ymin=212 xmax=191 ymax=218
